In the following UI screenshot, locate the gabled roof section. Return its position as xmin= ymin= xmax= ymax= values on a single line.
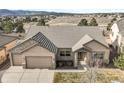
xmin=72 ymin=34 xmax=93 ymax=52
xmin=31 ymin=32 xmax=58 ymax=54
xmin=10 ymin=39 xmax=37 ymax=53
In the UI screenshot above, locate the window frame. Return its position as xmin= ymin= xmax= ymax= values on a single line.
xmin=92 ymin=51 xmax=104 ymax=60
xmin=59 ymin=50 xmax=71 ymax=57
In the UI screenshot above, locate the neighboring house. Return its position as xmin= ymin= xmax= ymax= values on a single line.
xmin=0 ymin=35 xmax=17 ymax=65
xmin=10 ymin=26 xmax=109 ymax=69
xmin=109 ymin=19 xmax=124 ymax=54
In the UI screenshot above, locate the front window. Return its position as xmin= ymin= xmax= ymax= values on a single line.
xmin=93 ymin=52 xmax=104 ymax=59
xmin=78 ymin=52 xmax=86 ymax=61
xmin=92 ymin=52 xmax=104 ymax=61
xmin=60 ymin=50 xmax=71 ymax=56
xmin=60 ymin=51 xmax=65 ymax=56
xmin=66 ymin=51 xmax=71 ymax=56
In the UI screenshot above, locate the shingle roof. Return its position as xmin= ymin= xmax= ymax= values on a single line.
xmin=72 ymin=34 xmax=93 ymax=51
xmin=0 ymin=35 xmax=17 ymax=47
xmin=31 ymin=32 xmax=58 ymax=53
xmin=24 ymin=26 xmax=108 ymax=48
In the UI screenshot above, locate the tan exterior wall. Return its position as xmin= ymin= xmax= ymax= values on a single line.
xmin=12 ymin=54 xmax=23 ymax=65
xmin=5 ymin=40 xmax=17 ymax=54
xmin=0 ymin=48 xmax=6 ymax=65
xmin=0 ymin=40 xmax=17 ymax=65
xmin=12 ymin=45 xmax=55 ymax=68
xmin=85 ymin=40 xmax=110 ymax=61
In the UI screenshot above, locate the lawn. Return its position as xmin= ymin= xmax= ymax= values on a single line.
xmin=54 ymin=69 xmax=124 ymax=83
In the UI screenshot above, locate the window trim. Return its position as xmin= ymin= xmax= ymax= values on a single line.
xmin=59 ymin=50 xmax=71 ymax=56
xmin=92 ymin=51 xmax=104 ymax=60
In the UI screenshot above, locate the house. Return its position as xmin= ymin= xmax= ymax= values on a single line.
xmin=0 ymin=35 xmax=17 ymax=65
xmin=10 ymin=26 xmax=109 ymax=69
xmin=109 ymin=19 xmax=124 ymax=54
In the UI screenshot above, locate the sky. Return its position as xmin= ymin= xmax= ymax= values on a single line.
xmin=0 ymin=0 xmax=124 ymax=13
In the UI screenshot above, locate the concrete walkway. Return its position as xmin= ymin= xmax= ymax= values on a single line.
xmin=1 ymin=66 xmax=54 ymax=83
xmin=1 ymin=66 xmax=87 ymax=83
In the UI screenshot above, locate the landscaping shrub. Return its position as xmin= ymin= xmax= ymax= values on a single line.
xmin=113 ymin=55 xmax=124 ymax=70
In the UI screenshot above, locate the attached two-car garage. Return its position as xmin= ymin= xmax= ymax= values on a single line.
xmin=26 ymin=56 xmax=52 ymax=69
xmin=11 ymin=44 xmax=56 ymax=69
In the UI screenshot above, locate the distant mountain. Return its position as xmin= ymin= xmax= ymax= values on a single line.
xmin=0 ymin=9 xmax=75 ymax=16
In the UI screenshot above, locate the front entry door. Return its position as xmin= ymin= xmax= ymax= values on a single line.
xmin=78 ymin=52 xmax=87 ymax=61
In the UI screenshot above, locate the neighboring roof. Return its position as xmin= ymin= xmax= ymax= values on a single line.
xmin=24 ymin=26 xmax=108 ymax=48
xmin=0 ymin=35 xmax=17 ymax=47
xmin=32 ymin=32 xmax=57 ymax=53
xmin=116 ymin=19 xmax=124 ymax=35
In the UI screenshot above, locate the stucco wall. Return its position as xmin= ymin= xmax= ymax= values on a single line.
xmin=110 ymin=23 xmax=122 ymax=49
xmin=110 ymin=23 xmax=120 ymax=43
xmin=12 ymin=54 xmax=23 ymax=65
xmin=12 ymin=45 xmax=55 ymax=67
xmin=84 ymin=40 xmax=110 ymax=61
xmin=0 ymin=48 xmax=6 ymax=65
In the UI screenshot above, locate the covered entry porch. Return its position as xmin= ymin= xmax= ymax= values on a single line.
xmin=74 ymin=47 xmax=105 ymax=68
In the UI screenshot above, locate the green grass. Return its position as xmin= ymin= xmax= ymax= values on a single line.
xmin=54 ymin=69 xmax=124 ymax=83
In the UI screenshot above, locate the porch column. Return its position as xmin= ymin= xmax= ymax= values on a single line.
xmin=52 ymin=57 xmax=56 ymax=69
xmin=22 ymin=56 xmax=26 ymax=69
xmin=74 ymin=52 xmax=78 ymax=67
xmin=9 ymin=52 xmax=13 ymax=66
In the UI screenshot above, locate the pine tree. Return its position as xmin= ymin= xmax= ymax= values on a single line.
xmin=89 ymin=18 xmax=98 ymax=26
xmin=78 ymin=19 xmax=88 ymax=26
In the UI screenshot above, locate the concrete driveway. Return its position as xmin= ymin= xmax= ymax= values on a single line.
xmin=0 ymin=59 xmax=11 ymax=83
xmin=0 ymin=70 xmax=6 ymax=83
xmin=1 ymin=66 xmax=54 ymax=83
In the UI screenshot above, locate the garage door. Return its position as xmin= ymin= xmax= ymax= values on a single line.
xmin=26 ymin=56 xmax=52 ymax=69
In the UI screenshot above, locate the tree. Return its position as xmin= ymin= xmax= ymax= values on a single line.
xmin=3 ymin=21 xmax=14 ymax=33
xmin=107 ymin=17 xmax=117 ymax=31
xmin=89 ymin=18 xmax=98 ymax=26
xmin=23 ymin=17 xmax=31 ymax=23
xmin=15 ymin=21 xmax=25 ymax=33
xmin=78 ymin=19 xmax=88 ymax=26
xmin=111 ymin=17 xmax=117 ymax=23
xmin=107 ymin=23 xmax=112 ymax=31
xmin=113 ymin=48 xmax=124 ymax=70
xmin=32 ymin=18 xmax=38 ymax=22
xmin=37 ymin=19 xmax=46 ymax=26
